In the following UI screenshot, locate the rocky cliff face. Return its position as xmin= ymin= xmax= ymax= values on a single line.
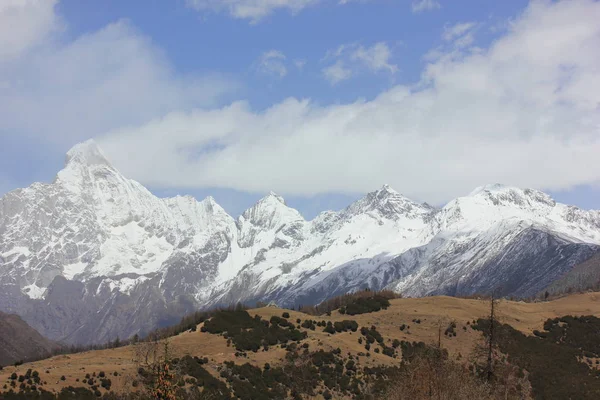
xmin=1 ymin=141 xmax=599 ymax=344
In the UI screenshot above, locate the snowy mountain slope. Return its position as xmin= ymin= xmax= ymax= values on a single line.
xmin=1 ymin=140 xmax=599 ymax=344
xmin=207 ymin=185 xmax=600 ymax=306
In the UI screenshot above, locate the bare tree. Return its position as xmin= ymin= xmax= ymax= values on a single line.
xmin=486 ymin=289 xmax=500 ymax=381
xmin=132 ymin=335 xmax=180 ymax=399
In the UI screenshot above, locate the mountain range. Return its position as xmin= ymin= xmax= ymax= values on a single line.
xmin=1 ymin=140 xmax=599 ymax=345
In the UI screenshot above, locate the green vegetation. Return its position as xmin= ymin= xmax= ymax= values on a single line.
xmin=201 ymin=309 xmax=307 ymax=351
xmin=301 ymin=319 xmax=316 ymax=330
xmin=474 ymin=315 xmax=600 ymax=399
xmin=301 ymin=289 xmax=400 ymax=315
xmin=360 ymin=326 xmax=384 ymax=344
xmin=445 ymin=321 xmax=457 ymax=337
xmin=323 ymin=320 xmax=359 ymax=334
xmin=340 ymin=296 xmax=391 ymax=315
xmin=177 ymin=355 xmax=231 ymax=398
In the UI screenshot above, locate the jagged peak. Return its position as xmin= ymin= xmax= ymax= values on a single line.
xmin=465 ymin=184 xmax=556 ymax=207
xmin=373 ymin=185 xmax=415 ymax=202
xmin=468 ymin=183 xmax=511 ymax=197
xmin=266 ymin=191 xmax=286 ymax=205
xmin=379 ymin=184 xmax=398 ymax=194
xmin=203 ymin=195 xmax=216 ymax=204
xmin=343 ymin=185 xmax=429 ymax=219
xmin=164 ymin=195 xmax=230 ymax=219
xmin=199 ymin=195 xmax=228 ymax=213
xmin=65 ymin=139 xmax=112 ymax=168
xmin=240 ymin=191 xmax=303 ymax=228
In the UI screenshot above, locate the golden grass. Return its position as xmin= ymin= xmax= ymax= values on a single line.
xmin=1 ymin=292 xmax=598 ymax=396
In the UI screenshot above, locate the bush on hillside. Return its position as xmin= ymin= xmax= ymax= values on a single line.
xmin=302 ymin=289 xmax=400 ymax=316
xmin=202 ymin=310 xmax=307 ymax=352
xmin=474 ymin=315 xmax=600 ymax=399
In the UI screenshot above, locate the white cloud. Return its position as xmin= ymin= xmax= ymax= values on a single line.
xmin=322 ymin=60 xmax=353 ymax=84
xmin=350 ymin=42 xmax=398 ymax=73
xmin=0 ymin=0 xmax=61 ymax=60
xmin=186 ymin=0 xmax=374 ymax=22
xmin=442 ymin=22 xmax=478 ymax=48
xmin=322 ymin=42 xmax=397 ymax=84
xmin=186 ymin=0 xmax=320 ymax=22
xmin=294 ymin=59 xmax=307 ymax=70
xmin=0 ymin=2 xmax=237 ymax=151
xmin=412 ymin=0 xmax=441 ymax=14
xmin=98 ymin=0 xmax=600 ymax=203
xmin=256 ymin=50 xmax=288 ymax=78
xmin=442 ymin=22 xmax=476 ymax=41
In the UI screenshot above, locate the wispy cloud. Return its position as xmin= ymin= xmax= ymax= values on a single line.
xmin=0 ymin=0 xmax=62 ymax=60
xmin=442 ymin=22 xmax=476 ymax=41
xmin=322 ymin=42 xmax=398 ymax=84
xmin=350 ymin=42 xmax=398 ymax=74
xmin=186 ymin=0 xmax=321 ymax=23
xmin=186 ymin=0 xmax=375 ymax=23
xmin=411 ymin=0 xmax=441 ymax=14
xmin=294 ymin=59 xmax=307 ymax=70
xmin=322 ymin=60 xmax=353 ymax=84
xmin=256 ymin=50 xmax=288 ymax=78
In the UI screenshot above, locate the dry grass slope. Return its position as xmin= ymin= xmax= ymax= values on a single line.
xmin=0 ymin=292 xmax=599 ymax=398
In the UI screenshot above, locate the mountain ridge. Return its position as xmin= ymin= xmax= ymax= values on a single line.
xmin=1 ymin=140 xmax=599 ymax=344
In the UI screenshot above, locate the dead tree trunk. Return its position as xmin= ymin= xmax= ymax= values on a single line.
xmin=486 ymin=290 xmax=497 ymax=381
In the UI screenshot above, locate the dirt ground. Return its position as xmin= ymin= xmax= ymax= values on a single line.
xmin=1 ymin=292 xmax=599 ymax=396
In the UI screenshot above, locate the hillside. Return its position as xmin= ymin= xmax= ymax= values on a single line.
xmin=543 ymin=253 xmax=600 ymax=296
xmin=1 ymin=292 xmax=599 ymax=399
xmin=0 ymin=312 xmax=59 ymax=367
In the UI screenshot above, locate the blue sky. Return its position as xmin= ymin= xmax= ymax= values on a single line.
xmin=0 ymin=0 xmax=598 ymax=218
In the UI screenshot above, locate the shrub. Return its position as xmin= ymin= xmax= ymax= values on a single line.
xmin=203 ymin=310 xmax=306 ymax=351
xmin=308 ymin=289 xmax=400 ymax=316
xmin=361 ymin=326 xmax=384 ymax=344
xmin=473 ymin=315 xmax=600 ymax=399
xmin=301 ymin=320 xmax=316 ymax=330
xmin=323 ymin=322 xmax=336 ymax=334
xmin=282 ymin=312 xmax=290 ymax=318
xmin=344 ymin=296 xmax=391 ymax=315
xmin=444 ymin=322 xmax=457 ymax=337
xmin=382 ymin=346 xmax=395 ymax=357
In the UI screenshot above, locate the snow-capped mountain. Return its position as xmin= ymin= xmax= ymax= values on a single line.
xmin=1 ymin=140 xmax=599 ymax=344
